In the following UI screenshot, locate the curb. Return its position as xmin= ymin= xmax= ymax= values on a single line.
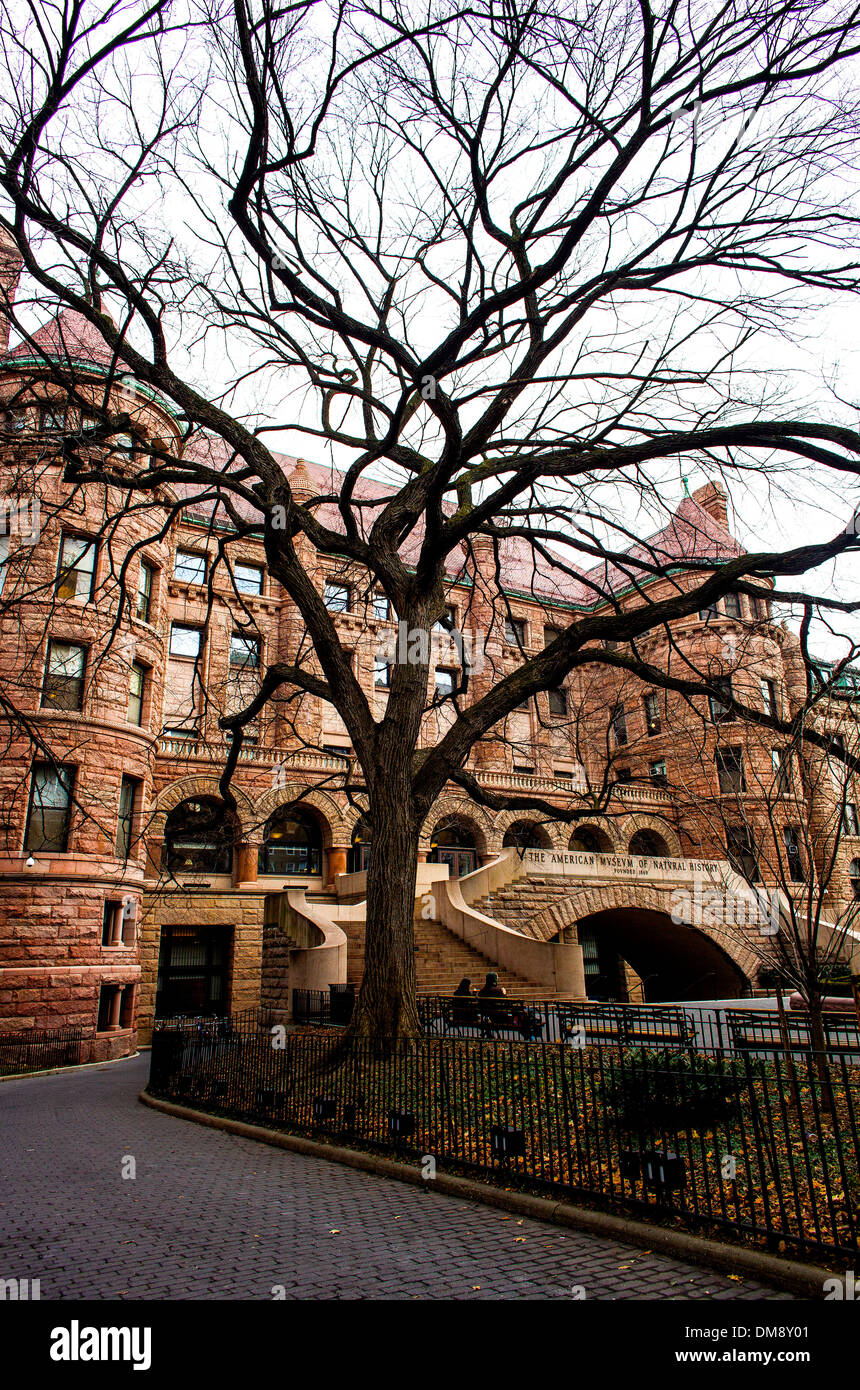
xmin=0 ymin=1050 xmax=141 ymax=1084
xmin=139 ymin=1090 xmax=835 ymax=1298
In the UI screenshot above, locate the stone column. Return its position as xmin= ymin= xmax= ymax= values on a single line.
xmin=236 ymin=843 xmax=259 ymax=886
xmin=326 ymin=846 xmax=348 ymax=890
xmin=107 ymin=986 xmax=122 ymax=1031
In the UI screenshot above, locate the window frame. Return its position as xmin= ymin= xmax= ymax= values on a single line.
xmin=128 ymin=660 xmax=147 ymax=727
xmin=41 ymin=639 xmax=87 ymax=712
xmin=56 ymin=532 xmax=97 ymax=604
xmin=643 ymin=692 xmax=662 ymax=735
xmin=716 ymin=745 xmax=746 ymax=794
xmin=24 ymin=762 xmax=75 ymax=854
xmin=136 ymin=559 xmax=155 ymax=622
xmin=324 ymin=580 xmax=351 ymax=613
xmin=173 ymin=549 xmax=207 ymax=586
xmin=229 ymin=633 xmax=261 ymax=668
xmin=116 ymin=776 xmax=139 ymax=860
xmin=233 ymin=561 xmax=264 ymax=596
xmin=169 ymin=623 xmax=203 ymax=660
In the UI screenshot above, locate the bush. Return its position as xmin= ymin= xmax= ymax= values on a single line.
xmin=595 ymin=1048 xmax=754 ymax=1128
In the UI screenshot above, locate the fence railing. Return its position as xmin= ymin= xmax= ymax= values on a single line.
xmin=292 ymin=991 xmax=860 ymax=1058
xmin=0 ymin=1026 xmax=84 ymax=1075
xmin=148 ymin=1016 xmax=860 ymax=1262
xmin=153 ymin=1008 xmax=275 ymax=1040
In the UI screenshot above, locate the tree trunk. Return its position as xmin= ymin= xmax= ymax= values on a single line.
xmin=347 ymin=775 xmax=422 ymax=1051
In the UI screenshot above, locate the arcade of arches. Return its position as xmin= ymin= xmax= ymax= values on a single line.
xmin=144 ymin=790 xmax=781 ymax=1032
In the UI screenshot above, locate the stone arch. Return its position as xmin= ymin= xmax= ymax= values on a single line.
xmin=618 ymin=813 xmax=682 ymax=859
xmin=152 ymin=776 xmax=256 ymax=841
xmin=528 ymin=883 xmax=758 ymax=1000
xmin=488 ymin=808 xmax=564 ymax=854
xmin=252 ymin=783 xmax=346 ymax=848
xmin=502 ymin=818 xmax=554 ymax=851
xmin=568 ymin=820 xmax=622 ymax=853
xmin=419 ymin=796 xmax=492 ymax=855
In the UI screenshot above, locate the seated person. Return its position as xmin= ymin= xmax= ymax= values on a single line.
xmin=451 ymin=977 xmax=478 ymax=1026
xmin=477 ymin=972 xmax=511 ymax=1027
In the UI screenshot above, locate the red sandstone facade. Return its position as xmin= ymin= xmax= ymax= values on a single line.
xmin=1 ymin=267 xmax=858 ymax=1058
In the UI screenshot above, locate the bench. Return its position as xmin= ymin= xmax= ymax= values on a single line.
xmin=421 ymin=996 xmax=545 ymax=1040
xmin=725 ymin=1009 xmax=860 ymax=1059
xmin=555 ymin=1003 xmax=696 ymax=1050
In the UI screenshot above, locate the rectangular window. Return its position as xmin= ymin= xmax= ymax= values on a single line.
xmin=844 ymin=803 xmax=860 ymax=837
xmin=234 ymin=562 xmax=263 ymax=596
xmin=230 ymin=634 xmax=260 ymax=667
xmin=513 ymin=764 xmax=535 ymax=775
xmin=97 ymin=985 xmax=115 ymax=1033
xmin=761 ymin=678 xmax=778 ymax=718
xmin=772 ymin=748 xmax=791 ymax=795
xmin=505 ymin=618 xmax=526 ymax=647
xmin=727 ymin=826 xmax=759 ymax=882
xmin=128 ymin=661 xmax=146 ymax=726
xmin=724 ymin=592 xmax=743 ymax=619
xmin=324 ymin=581 xmax=350 ymax=612
xmin=41 ymin=640 xmax=86 ymax=711
xmin=102 ymin=900 xmax=122 ymax=947
xmin=649 ymin=760 xmax=668 ymax=787
xmin=435 ymin=668 xmax=456 ymax=696
xmin=174 ymin=550 xmax=207 ymax=585
xmin=716 ymin=746 xmax=745 ymax=794
xmin=24 ymin=763 xmax=75 ymax=853
xmin=782 ymin=826 xmax=805 ymax=882
xmin=543 ymin=625 xmax=561 ymax=647
xmin=699 ymin=600 xmax=720 ymax=622
xmin=56 ymin=533 xmax=96 ymax=603
xmin=548 ymin=687 xmax=567 ymax=718
xmin=39 ymin=403 xmax=66 ymax=432
xmin=0 ymin=533 xmax=9 ymax=597
xmin=373 ymin=593 xmax=391 ymax=621
xmin=136 ymin=560 xmax=154 ymax=622
xmin=610 ymin=702 xmax=627 ymax=745
xmin=433 ymin=604 xmax=456 ymax=633
xmin=169 ymin=624 xmax=202 ymax=659
xmin=709 ymin=677 xmax=734 ymax=722
xmin=374 ymin=657 xmax=391 ymax=688
xmin=643 ymin=692 xmax=662 ymax=735
xmin=116 ymin=776 xmax=138 ymax=860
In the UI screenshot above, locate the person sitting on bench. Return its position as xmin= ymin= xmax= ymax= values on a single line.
xmin=478 ymin=972 xmax=511 ymax=1029
xmin=451 ymin=978 xmax=478 ymax=1026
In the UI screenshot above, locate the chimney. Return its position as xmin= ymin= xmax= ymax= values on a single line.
xmin=0 ymin=228 xmax=23 ymax=356
xmin=691 ymin=480 xmax=729 ymax=529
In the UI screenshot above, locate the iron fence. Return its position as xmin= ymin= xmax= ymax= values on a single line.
xmin=292 ymin=991 xmax=860 ymax=1058
xmin=0 ymin=1026 xmax=84 ymax=1075
xmin=149 ymin=1014 xmax=860 ymax=1262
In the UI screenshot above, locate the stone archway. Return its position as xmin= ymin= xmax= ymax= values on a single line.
xmin=152 ymin=776 xmax=257 ymax=841
xmin=419 ymin=796 xmax=492 ymax=856
xmin=528 ymin=883 xmax=757 ymax=1003
xmin=618 ymin=814 xmax=682 ymax=858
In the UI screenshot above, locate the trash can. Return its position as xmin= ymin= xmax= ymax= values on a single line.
xmin=329 ymin=982 xmax=356 ymax=1025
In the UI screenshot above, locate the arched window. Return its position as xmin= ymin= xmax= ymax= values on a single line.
xmin=428 ymin=819 xmax=478 ymax=878
xmin=570 ymin=826 xmax=609 ymax=854
xmin=165 ymin=797 xmax=234 ymax=874
xmin=850 ymin=859 xmax=860 ymax=902
xmin=629 ymin=828 xmax=671 ymax=858
xmin=503 ymin=821 xmax=548 ymax=851
xmin=347 ymin=819 xmax=372 ymax=874
xmin=258 ymin=805 xmax=322 ymax=876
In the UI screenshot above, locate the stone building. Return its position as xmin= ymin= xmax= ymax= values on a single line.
xmin=1 ymin=259 xmax=858 ymax=1058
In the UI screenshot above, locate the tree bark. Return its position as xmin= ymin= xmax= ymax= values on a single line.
xmin=347 ymin=772 xmax=422 ymax=1050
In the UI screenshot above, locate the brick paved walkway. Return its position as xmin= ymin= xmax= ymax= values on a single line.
xmin=0 ymin=1054 xmax=792 ymax=1300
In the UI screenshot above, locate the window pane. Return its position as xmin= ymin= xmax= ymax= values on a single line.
xmin=234 ymin=562 xmax=263 ymax=595
xmin=56 ymin=534 xmax=96 ymax=603
xmin=42 ymin=641 xmax=86 ymax=711
xmin=136 ymin=562 xmax=153 ymax=621
xmin=169 ymin=625 xmax=202 ymax=658
xmin=548 ymin=687 xmax=567 ymax=717
xmin=435 ymin=669 xmax=456 ymax=695
xmin=505 ymin=619 xmax=525 ymax=645
xmin=373 ymin=594 xmax=391 ymax=621
xmin=324 ymin=582 xmax=350 ymax=611
xmin=128 ymin=662 xmax=145 ymax=726
xmin=116 ymin=777 xmax=137 ymax=859
xmin=25 ymin=764 xmax=74 ymax=853
xmin=374 ymin=658 xmax=390 ymax=687
xmin=174 ymin=550 xmax=206 ymax=584
xmin=644 ymin=693 xmax=661 ymax=734
xmin=0 ymin=533 xmax=9 ymax=598
xmin=230 ymin=634 xmax=260 ymax=667
xmin=724 ymin=592 xmax=742 ymax=618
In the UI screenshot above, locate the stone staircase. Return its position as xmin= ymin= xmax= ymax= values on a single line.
xmin=471 ymin=876 xmax=574 ymax=941
xmin=337 ymin=908 xmax=555 ymax=999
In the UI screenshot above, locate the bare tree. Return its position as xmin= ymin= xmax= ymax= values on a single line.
xmin=2 ymin=0 xmax=860 ymax=1042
